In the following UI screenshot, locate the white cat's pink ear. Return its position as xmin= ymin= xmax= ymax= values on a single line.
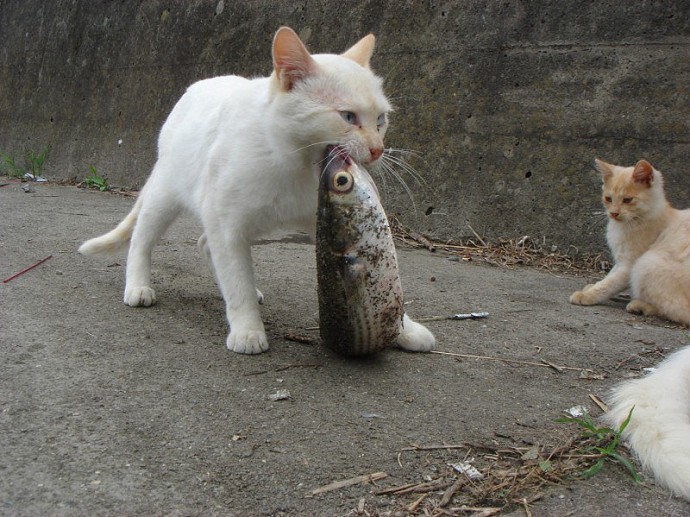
xmin=633 ymin=159 xmax=654 ymax=186
xmin=594 ymin=158 xmax=614 ymax=182
xmin=342 ymin=34 xmax=376 ymax=68
xmin=272 ymin=27 xmax=316 ymax=91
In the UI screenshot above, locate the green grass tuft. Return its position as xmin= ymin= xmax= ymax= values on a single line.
xmin=83 ymin=165 xmax=109 ymax=191
xmin=557 ymin=406 xmax=641 ymax=482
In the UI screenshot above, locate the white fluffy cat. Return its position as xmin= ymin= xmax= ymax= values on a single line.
xmin=602 ymin=346 xmax=690 ymax=500
xmin=79 ymin=27 xmax=435 ymax=355
xmin=570 ymin=158 xmax=690 ymax=326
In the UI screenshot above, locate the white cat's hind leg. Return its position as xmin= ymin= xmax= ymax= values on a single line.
xmin=396 ymin=314 xmax=435 ymax=352
xmin=124 ymin=192 xmax=179 ymax=307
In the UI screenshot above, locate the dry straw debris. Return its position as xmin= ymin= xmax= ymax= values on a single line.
xmin=390 ymin=218 xmax=611 ymax=276
xmin=363 ymin=432 xmax=637 ymax=516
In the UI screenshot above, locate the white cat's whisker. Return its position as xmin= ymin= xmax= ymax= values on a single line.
xmin=291 ymin=140 xmax=336 ymax=155
xmin=374 ymin=159 xmax=391 ymax=198
xmin=381 ymin=152 xmax=428 ymax=187
xmin=384 ymin=146 xmax=424 ymax=159
xmin=375 ymin=159 xmax=417 ymax=213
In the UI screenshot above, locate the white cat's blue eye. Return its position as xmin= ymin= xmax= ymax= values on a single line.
xmin=340 ymin=111 xmax=358 ymax=125
xmin=376 ymin=114 xmax=387 ymax=127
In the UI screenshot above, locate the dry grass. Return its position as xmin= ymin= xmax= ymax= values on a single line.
xmin=390 ymin=218 xmax=610 ymax=277
xmin=362 ymin=431 xmax=636 ymax=516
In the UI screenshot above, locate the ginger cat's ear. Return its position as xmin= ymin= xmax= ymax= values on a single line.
xmin=594 ymin=158 xmax=614 ymax=182
xmin=272 ymin=26 xmax=316 ymax=92
xmin=342 ymin=34 xmax=376 ymax=68
xmin=633 ymin=159 xmax=654 ymax=186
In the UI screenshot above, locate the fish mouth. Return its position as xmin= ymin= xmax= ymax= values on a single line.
xmin=323 ymin=145 xmax=352 ymax=175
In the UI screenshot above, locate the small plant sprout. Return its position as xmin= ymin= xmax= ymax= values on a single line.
xmin=0 ymin=147 xmax=50 ymax=180
xmin=83 ymin=165 xmax=109 ymax=191
xmin=0 ymin=152 xmax=24 ymax=179
xmin=557 ymin=406 xmax=641 ymax=482
xmin=24 ymin=147 xmax=50 ymax=181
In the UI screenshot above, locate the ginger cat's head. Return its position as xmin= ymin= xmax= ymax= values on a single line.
xmin=595 ymin=158 xmax=668 ymax=223
xmin=269 ymin=27 xmax=391 ymax=166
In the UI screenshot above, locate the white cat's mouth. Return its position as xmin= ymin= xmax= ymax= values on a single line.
xmin=323 ymin=145 xmax=352 ymax=173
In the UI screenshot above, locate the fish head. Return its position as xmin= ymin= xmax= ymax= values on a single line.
xmin=319 ymin=146 xmax=380 ymax=208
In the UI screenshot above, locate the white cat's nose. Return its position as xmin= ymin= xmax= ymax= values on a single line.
xmin=369 ymin=147 xmax=383 ymax=162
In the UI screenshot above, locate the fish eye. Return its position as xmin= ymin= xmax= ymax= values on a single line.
xmin=331 ymin=171 xmax=354 ymax=193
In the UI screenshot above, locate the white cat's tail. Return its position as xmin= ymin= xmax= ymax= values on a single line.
xmin=78 ymin=196 xmax=142 ymax=255
xmin=602 ymin=346 xmax=690 ymax=500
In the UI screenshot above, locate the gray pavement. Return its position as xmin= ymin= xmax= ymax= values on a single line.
xmin=2 ymin=180 xmax=689 ymax=516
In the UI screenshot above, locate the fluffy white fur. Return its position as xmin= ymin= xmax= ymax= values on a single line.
xmin=570 ymin=158 xmax=690 ymax=326
xmin=602 ymin=346 xmax=690 ymax=499
xmin=79 ymin=27 xmax=435 ymax=355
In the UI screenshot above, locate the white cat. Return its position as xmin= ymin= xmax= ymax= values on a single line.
xmin=602 ymin=346 xmax=690 ymax=500
xmin=79 ymin=27 xmax=435 ymax=355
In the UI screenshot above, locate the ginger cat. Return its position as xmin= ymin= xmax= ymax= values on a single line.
xmin=79 ymin=27 xmax=435 ymax=355
xmin=570 ymin=158 xmax=690 ymax=326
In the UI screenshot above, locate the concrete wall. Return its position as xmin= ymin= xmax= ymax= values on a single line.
xmin=1 ymin=0 xmax=688 ymax=254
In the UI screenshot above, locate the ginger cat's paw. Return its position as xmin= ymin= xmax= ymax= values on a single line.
xmin=396 ymin=314 xmax=435 ymax=352
xmin=626 ymin=299 xmax=658 ymax=316
xmin=227 ymin=328 xmax=269 ymax=354
xmin=124 ymin=286 xmax=157 ymax=307
xmin=569 ymin=290 xmax=597 ymax=305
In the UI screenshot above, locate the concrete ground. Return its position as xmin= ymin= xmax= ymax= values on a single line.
xmin=2 ymin=180 xmax=689 ymax=516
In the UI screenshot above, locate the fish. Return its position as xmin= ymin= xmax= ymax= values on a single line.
xmin=315 ymin=147 xmax=404 ymax=355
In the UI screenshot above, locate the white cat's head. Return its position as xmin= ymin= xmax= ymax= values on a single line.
xmin=595 ymin=158 xmax=666 ymax=222
xmin=269 ymin=27 xmax=391 ymax=167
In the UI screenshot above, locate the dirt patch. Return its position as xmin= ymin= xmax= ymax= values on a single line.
xmin=1 ymin=181 xmax=689 ymax=515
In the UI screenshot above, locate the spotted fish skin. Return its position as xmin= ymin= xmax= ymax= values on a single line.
xmin=316 ymin=149 xmax=403 ymax=355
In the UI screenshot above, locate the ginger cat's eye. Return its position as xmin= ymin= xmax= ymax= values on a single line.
xmin=340 ymin=111 xmax=358 ymax=125
xmin=604 ymin=196 xmax=612 ymax=203
xmin=623 ymin=197 xmax=633 ymax=204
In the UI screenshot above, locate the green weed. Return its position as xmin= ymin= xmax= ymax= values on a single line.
xmin=557 ymin=407 xmax=641 ymax=482
xmin=1 ymin=147 xmax=50 ymax=180
xmin=24 ymin=147 xmax=50 ymax=180
xmin=83 ymin=165 xmax=109 ymax=191
xmin=0 ymin=152 xmax=24 ymax=178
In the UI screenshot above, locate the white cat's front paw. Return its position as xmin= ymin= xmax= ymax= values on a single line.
xmin=124 ymin=286 xmax=156 ymax=307
xmin=396 ymin=314 xmax=435 ymax=352
xmin=226 ymin=328 xmax=269 ymax=354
